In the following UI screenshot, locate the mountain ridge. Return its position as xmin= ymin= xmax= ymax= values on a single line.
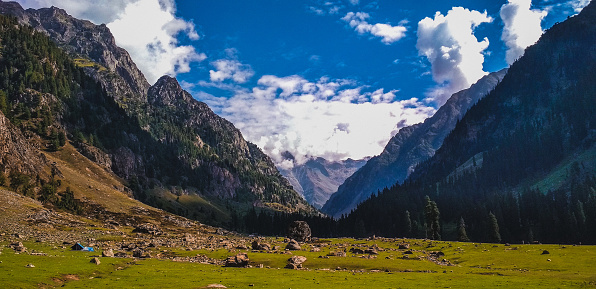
xmin=322 ymin=69 xmax=507 ymax=218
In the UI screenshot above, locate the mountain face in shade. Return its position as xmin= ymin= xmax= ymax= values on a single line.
xmin=322 ymin=69 xmax=507 ymax=218
xmin=0 ymin=1 xmax=315 ymax=227
xmin=280 ymin=157 xmax=368 ymax=209
xmin=339 ymin=2 xmax=596 ymax=243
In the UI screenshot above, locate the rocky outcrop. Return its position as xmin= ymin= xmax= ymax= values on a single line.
xmin=0 ymin=110 xmax=49 ymax=179
xmin=224 ymin=253 xmax=250 ymax=267
xmin=322 ymin=69 xmax=507 ymax=218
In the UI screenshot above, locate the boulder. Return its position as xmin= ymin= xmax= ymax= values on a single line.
xmin=398 ymin=243 xmax=410 ymax=250
xmin=132 ymin=249 xmax=144 ymax=258
xmin=541 ymin=250 xmax=550 ymax=255
xmin=102 ymin=249 xmax=114 ymax=257
xmin=224 ymin=253 xmax=249 ymax=267
xmin=251 ymin=240 xmax=271 ymax=251
xmin=349 ymin=247 xmax=364 ymax=254
xmin=132 ymin=223 xmax=163 ymax=235
xmin=285 ymin=256 xmax=307 ymax=269
xmin=287 ymin=221 xmax=311 ymax=242
xmin=285 ymin=239 xmax=301 ymax=251
xmin=364 ymin=248 xmax=378 ymax=255
xmin=90 ymin=257 xmax=101 ymax=265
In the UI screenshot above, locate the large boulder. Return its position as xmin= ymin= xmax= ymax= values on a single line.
xmin=224 ymin=253 xmax=249 ymax=267
xmin=285 ymin=255 xmax=307 ymax=269
xmin=251 ymin=240 xmax=271 ymax=251
xmin=285 ymin=239 xmax=301 ymax=251
xmin=287 ymin=221 xmax=311 ymax=242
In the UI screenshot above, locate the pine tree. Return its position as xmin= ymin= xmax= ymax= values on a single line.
xmin=458 ymin=217 xmax=470 ymax=242
xmin=425 ymin=196 xmax=441 ymax=240
xmin=404 ymin=210 xmax=412 ymax=237
xmin=488 ymin=211 xmax=501 ymax=243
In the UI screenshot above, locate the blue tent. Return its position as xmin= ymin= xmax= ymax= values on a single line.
xmin=71 ymin=243 xmax=94 ymax=252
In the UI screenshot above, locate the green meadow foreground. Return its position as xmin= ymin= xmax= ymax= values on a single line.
xmin=2 ymin=237 xmax=595 ymax=288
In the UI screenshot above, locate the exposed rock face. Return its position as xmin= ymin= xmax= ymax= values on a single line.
xmin=0 ymin=110 xmax=49 ymax=179
xmin=322 ymin=69 xmax=507 ymax=218
xmin=280 ymin=157 xmax=368 ymax=209
xmin=0 ymin=1 xmax=149 ymax=100
xmin=287 ymin=221 xmax=311 ymax=242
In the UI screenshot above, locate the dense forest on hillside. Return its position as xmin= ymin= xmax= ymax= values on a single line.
xmin=0 ymin=14 xmax=311 ymax=228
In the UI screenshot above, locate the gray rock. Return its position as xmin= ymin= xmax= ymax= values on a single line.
xmin=287 ymin=221 xmax=311 ymax=242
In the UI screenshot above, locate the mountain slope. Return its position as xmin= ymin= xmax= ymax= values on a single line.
xmin=281 ymin=157 xmax=367 ymax=209
xmin=340 ymin=2 xmax=596 ymax=243
xmin=0 ymin=2 xmax=315 ymax=227
xmin=322 ymin=69 xmax=507 ymax=218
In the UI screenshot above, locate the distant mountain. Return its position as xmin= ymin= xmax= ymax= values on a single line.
xmin=340 ymin=2 xmax=596 ymax=243
xmin=322 ymin=69 xmax=507 ymax=218
xmin=0 ymin=1 xmax=315 ymax=228
xmin=280 ymin=157 xmax=368 ymax=209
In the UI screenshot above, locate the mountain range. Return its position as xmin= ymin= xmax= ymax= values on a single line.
xmin=322 ymin=68 xmax=507 ymax=218
xmin=337 ymin=1 xmax=596 ymax=243
xmin=0 ymin=0 xmax=314 ymax=229
xmin=280 ymin=157 xmax=367 ymax=209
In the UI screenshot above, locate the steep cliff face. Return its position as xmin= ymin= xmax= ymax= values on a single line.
xmin=0 ymin=110 xmax=49 ymax=178
xmin=0 ymin=1 xmax=314 ymax=220
xmin=322 ymin=69 xmax=507 ymax=218
xmin=281 ymin=157 xmax=367 ymax=209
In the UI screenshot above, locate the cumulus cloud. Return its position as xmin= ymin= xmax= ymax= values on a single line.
xmin=500 ymin=0 xmax=548 ymax=65
xmin=209 ymin=50 xmax=254 ymax=84
xmin=342 ymin=12 xmax=407 ymax=44
xmin=204 ymin=75 xmax=435 ymax=169
xmin=16 ymin=0 xmax=205 ymax=84
xmin=416 ymin=7 xmax=492 ymax=105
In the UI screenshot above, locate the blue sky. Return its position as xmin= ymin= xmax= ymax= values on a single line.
xmin=16 ymin=0 xmax=590 ymax=168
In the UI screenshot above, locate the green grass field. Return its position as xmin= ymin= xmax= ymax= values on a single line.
xmin=2 ymin=238 xmax=595 ymax=288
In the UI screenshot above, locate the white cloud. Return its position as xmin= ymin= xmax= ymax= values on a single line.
xmin=568 ymin=0 xmax=590 ymax=12
xmin=500 ymin=0 xmax=548 ymax=65
xmin=16 ymin=0 xmax=205 ymax=84
xmin=342 ymin=12 xmax=407 ymax=44
xmin=202 ymin=75 xmax=435 ymax=169
xmin=209 ymin=51 xmax=254 ymax=84
xmin=416 ymin=7 xmax=493 ymax=105
xmin=349 ymin=0 xmax=360 ymax=5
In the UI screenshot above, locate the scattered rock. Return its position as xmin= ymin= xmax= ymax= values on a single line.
xmin=251 ymin=240 xmax=271 ymax=251
xmin=285 ymin=239 xmax=301 ymax=251
xmin=102 ymin=249 xmax=114 ymax=257
xmin=90 ymin=257 xmax=101 ymax=265
xmin=542 ymin=250 xmax=550 ymax=255
xmin=206 ymin=284 xmax=227 ymax=288
xmin=287 ymin=221 xmax=311 ymax=242
xmin=285 ymin=255 xmax=307 ymax=269
xmin=26 ymin=263 xmax=35 ymax=268
xmin=224 ymin=253 xmax=249 ymax=267
xmin=398 ymin=243 xmax=410 ymax=250
xmin=132 ymin=223 xmax=163 ymax=235
xmin=364 ymin=248 xmax=378 ymax=255
xmin=403 ymin=250 xmax=413 ymax=254
xmin=132 ymin=249 xmax=144 ymax=258
xmin=349 ymin=248 xmax=364 ymax=254
xmin=10 ymin=242 xmax=27 ymax=253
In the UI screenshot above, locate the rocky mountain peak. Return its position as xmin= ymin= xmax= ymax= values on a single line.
xmin=0 ymin=0 xmax=150 ymax=100
xmin=147 ymin=75 xmax=192 ymax=106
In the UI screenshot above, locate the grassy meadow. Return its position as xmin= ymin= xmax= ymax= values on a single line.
xmin=2 ymin=238 xmax=595 ymax=288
